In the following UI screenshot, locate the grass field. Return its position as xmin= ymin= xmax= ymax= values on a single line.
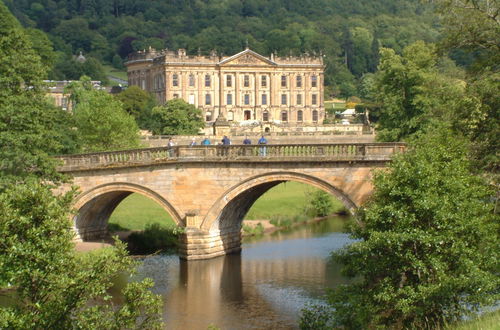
xmin=446 ymin=309 xmax=500 ymax=330
xmin=102 ymin=65 xmax=128 ymax=83
xmin=108 ymin=181 xmax=345 ymax=231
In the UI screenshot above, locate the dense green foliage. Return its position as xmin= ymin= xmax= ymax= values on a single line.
xmin=150 ymin=98 xmax=204 ymax=135
xmin=0 ymin=0 xmax=74 ymax=187
xmin=115 ymin=85 xmax=157 ymax=129
xmin=308 ymin=190 xmax=335 ymax=217
xmin=369 ymin=1 xmax=499 ymax=172
xmin=373 ymin=41 xmax=463 ymax=142
xmin=301 ymin=130 xmax=499 ymax=329
xmin=67 ymin=77 xmax=141 ymax=152
xmin=0 ymin=181 xmax=163 ymax=328
xmin=0 ymin=4 xmax=163 ymax=327
xmin=433 ymin=0 xmax=500 ymax=71
xmin=4 ymin=0 xmax=439 ymax=94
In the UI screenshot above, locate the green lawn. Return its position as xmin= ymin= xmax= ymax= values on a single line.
xmin=244 ymin=181 xmax=343 ymax=220
xmin=108 ymin=181 xmax=344 ymax=231
xmin=108 ymin=194 xmax=175 ymax=231
xmin=102 ymin=65 xmax=128 ymax=82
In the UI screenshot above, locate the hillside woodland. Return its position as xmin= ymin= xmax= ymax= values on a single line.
xmin=5 ymin=0 xmax=440 ymax=97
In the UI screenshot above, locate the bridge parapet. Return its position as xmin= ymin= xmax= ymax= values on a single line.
xmin=57 ymin=143 xmax=405 ymax=172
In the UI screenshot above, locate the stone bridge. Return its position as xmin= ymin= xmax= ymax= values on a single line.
xmin=56 ymin=143 xmax=404 ymax=260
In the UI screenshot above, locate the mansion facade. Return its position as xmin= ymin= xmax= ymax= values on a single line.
xmin=125 ymin=48 xmax=325 ymax=124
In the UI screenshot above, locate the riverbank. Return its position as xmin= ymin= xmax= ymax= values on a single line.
xmin=108 ymin=181 xmax=345 ymax=231
xmin=242 ymin=213 xmax=347 ymax=237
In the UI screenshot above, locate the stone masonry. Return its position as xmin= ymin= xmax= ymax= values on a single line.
xmin=56 ymin=143 xmax=404 ymax=260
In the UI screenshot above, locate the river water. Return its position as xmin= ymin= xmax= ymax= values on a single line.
xmin=130 ymin=216 xmax=355 ymax=329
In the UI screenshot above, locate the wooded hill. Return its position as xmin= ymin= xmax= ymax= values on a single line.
xmin=4 ymin=0 xmax=439 ymax=97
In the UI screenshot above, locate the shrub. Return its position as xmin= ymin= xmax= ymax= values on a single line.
xmin=242 ymin=222 xmax=264 ymax=236
xmin=309 ymin=190 xmax=333 ymax=217
xmin=126 ymin=223 xmax=184 ymax=254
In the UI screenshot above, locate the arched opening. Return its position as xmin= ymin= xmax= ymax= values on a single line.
xmin=202 ymin=172 xmax=356 ymax=233
xmin=73 ymin=183 xmax=181 ymax=242
xmin=192 ymin=173 xmax=356 ymax=260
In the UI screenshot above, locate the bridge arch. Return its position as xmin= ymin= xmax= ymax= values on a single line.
xmin=73 ymin=182 xmax=183 ymax=240
xmin=201 ymin=171 xmax=358 ymax=232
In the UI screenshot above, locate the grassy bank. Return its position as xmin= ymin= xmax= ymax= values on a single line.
xmin=108 ymin=181 xmax=345 ymax=231
xmin=446 ymin=309 xmax=500 ymax=330
xmin=102 ymin=65 xmax=128 ymax=83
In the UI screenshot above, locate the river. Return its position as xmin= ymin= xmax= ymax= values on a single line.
xmin=127 ymin=216 xmax=355 ymax=329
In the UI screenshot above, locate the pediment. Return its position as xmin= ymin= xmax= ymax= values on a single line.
xmin=219 ymin=49 xmax=276 ymax=66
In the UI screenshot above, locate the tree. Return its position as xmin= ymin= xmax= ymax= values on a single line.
xmin=115 ymin=85 xmax=157 ymax=129
xmin=431 ymin=0 xmax=499 ymax=173
xmin=432 ymin=0 xmax=500 ymax=70
xmin=0 ymin=181 xmax=163 ymax=329
xmin=149 ymin=98 xmax=204 ymax=135
xmin=301 ymin=129 xmax=499 ymax=329
xmin=373 ymin=41 xmax=464 ymax=142
xmin=67 ymin=77 xmax=141 ymax=152
xmin=24 ymin=28 xmax=56 ymax=71
xmin=0 ymin=0 xmax=72 ymax=188
xmin=309 ymin=190 xmax=333 ymax=217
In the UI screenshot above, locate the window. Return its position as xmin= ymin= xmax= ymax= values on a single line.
xmin=244 ymin=75 xmax=250 ymax=87
xmin=263 ymin=111 xmax=269 ymax=122
xmin=189 ymin=74 xmax=195 ymax=87
xmin=281 ymin=111 xmax=288 ymax=122
xmin=297 ymin=110 xmax=303 ymax=122
xmin=226 ymin=75 xmax=232 ymax=87
xmin=172 ymin=74 xmax=178 ymax=87
xmin=188 ymin=94 xmax=195 ymax=104
xmin=297 ymin=94 xmax=302 ymax=105
xmin=281 ymin=75 xmax=287 ymax=88
xmin=205 ymin=111 xmax=212 ymax=121
xmin=312 ymin=110 xmax=319 ymax=122
xmin=244 ymin=94 xmax=250 ymax=105
xmin=227 ymin=94 xmax=232 ymax=105
xmin=261 ymin=75 xmax=267 ymax=87
xmin=205 ymin=94 xmax=211 ymax=105
xmin=205 ymin=74 xmax=211 ymax=87
xmin=281 ymin=94 xmax=287 ymax=105
xmin=261 ymin=94 xmax=267 ymax=105
xmin=244 ymin=110 xmax=251 ymax=120
xmin=228 ymin=111 xmax=234 ymax=121
xmin=296 ymin=75 xmax=302 ymax=88
xmin=173 ymin=93 xmax=179 ymax=99
xmin=312 ymin=94 xmax=317 ymax=105
xmin=311 ymin=75 xmax=317 ymax=87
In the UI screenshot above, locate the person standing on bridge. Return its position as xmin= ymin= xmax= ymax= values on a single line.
xmin=167 ymin=137 xmax=175 ymax=157
xmin=243 ymin=136 xmax=252 ymax=145
xmin=220 ymin=135 xmax=231 ymax=156
xmin=201 ymin=137 xmax=211 ymax=145
xmin=222 ymin=135 xmax=231 ymax=145
xmin=258 ymin=135 xmax=268 ymax=156
xmin=189 ymin=137 xmax=197 ymax=146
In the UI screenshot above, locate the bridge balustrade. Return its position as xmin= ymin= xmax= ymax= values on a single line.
xmin=56 ymin=143 xmax=405 ymax=172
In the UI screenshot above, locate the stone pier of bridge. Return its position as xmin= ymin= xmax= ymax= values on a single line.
xmin=56 ymin=143 xmax=404 ymax=260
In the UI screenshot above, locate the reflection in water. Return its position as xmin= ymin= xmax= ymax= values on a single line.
xmin=134 ymin=216 xmax=354 ymax=329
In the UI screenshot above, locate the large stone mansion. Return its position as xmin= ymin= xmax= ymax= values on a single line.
xmin=125 ymin=48 xmax=325 ymax=125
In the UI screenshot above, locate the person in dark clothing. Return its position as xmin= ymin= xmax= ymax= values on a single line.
xmin=243 ymin=136 xmax=252 ymax=145
xmin=220 ymin=135 xmax=231 ymax=156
